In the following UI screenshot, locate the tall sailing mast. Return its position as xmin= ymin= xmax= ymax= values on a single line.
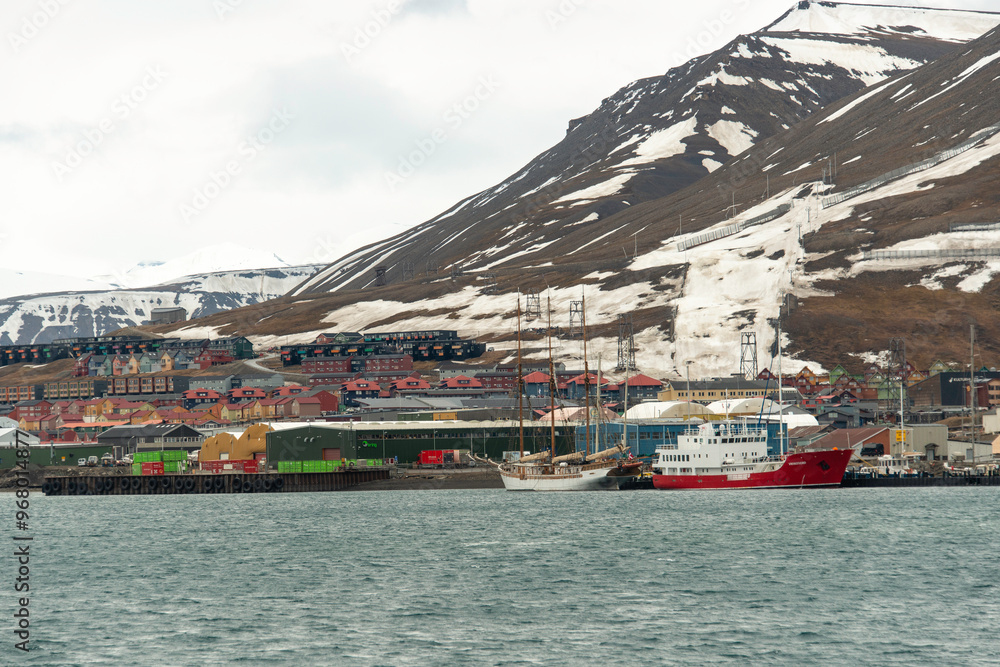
xmin=547 ymin=294 xmax=557 ymax=464
xmin=582 ymin=293 xmax=591 ymax=459
xmin=517 ymin=295 xmax=524 ymax=460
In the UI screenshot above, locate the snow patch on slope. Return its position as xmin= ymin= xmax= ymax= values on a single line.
xmin=619 ymin=115 xmax=699 ymax=167
xmin=706 ymin=120 xmax=759 ymax=156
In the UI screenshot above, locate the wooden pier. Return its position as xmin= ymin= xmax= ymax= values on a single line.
xmin=42 ymin=469 xmax=390 ymax=496
xmin=840 ymin=474 xmax=1000 ymax=488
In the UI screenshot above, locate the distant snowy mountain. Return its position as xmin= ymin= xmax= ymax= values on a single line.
xmin=0 ymin=269 xmax=113 ymax=300
xmin=97 ymin=243 xmax=291 ymax=290
xmin=0 ymin=264 xmax=321 ymax=345
xmin=293 ymin=1 xmax=1000 ymax=295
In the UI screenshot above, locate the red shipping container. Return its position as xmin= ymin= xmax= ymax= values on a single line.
xmin=142 ymin=462 xmax=165 ymax=476
xmin=418 ymin=450 xmax=460 ymax=466
xmin=419 ymin=450 xmax=444 ymax=466
xmin=242 ymin=460 xmax=258 ymax=474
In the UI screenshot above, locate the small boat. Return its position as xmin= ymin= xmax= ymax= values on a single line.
xmin=607 ymin=456 xmax=643 ymax=478
xmin=650 ymin=420 xmax=852 ymax=490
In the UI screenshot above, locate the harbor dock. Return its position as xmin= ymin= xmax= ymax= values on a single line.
xmin=42 ymin=469 xmax=390 ymax=495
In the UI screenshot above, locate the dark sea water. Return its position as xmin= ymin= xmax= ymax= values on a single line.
xmin=8 ymin=488 xmax=1000 ymax=665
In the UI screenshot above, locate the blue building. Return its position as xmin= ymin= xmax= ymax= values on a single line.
xmin=574 ymin=419 xmax=792 ymax=458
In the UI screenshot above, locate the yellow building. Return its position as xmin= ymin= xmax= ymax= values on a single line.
xmin=199 ymin=423 xmax=272 ymax=462
xmin=658 ymin=379 xmax=772 ymax=402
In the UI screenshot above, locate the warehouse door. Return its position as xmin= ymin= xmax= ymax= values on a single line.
xmin=322 ymin=448 xmax=341 ymax=460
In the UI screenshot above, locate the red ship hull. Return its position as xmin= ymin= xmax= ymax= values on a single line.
xmin=651 ymin=449 xmax=853 ymax=490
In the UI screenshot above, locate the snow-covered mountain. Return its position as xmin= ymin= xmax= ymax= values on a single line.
xmin=292 ymin=1 xmax=999 ymax=295
xmin=0 ymin=269 xmax=114 ymax=301
xmin=105 ymin=3 xmax=1000 ymax=378
xmin=96 ymin=243 xmax=291 ymax=290
xmin=0 ymin=264 xmax=322 ymax=345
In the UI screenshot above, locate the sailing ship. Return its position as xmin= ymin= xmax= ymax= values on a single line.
xmin=499 ymin=293 xmax=625 ymax=491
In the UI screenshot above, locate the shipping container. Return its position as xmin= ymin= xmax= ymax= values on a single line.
xmin=132 ymin=463 xmax=143 ymax=476
xmin=161 ymin=450 xmax=187 ymax=462
xmin=141 ymin=462 xmax=165 ymax=476
xmin=418 ymin=450 xmax=461 ymax=467
xmin=135 ymin=451 xmax=164 ymax=464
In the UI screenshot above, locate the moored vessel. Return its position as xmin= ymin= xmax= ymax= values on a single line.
xmin=499 ymin=292 xmax=625 ymax=491
xmin=650 ymin=420 xmax=852 ymax=490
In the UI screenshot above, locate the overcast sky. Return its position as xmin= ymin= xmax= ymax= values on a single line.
xmin=1 ymin=0 xmax=996 ymax=282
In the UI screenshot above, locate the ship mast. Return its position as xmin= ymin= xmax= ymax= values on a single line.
xmin=596 ymin=354 xmax=602 ymax=454
xmin=582 ymin=292 xmax=591 ymax=459
xmin=547 ymin=294 xmax=557 ymax=465
xmin=777 ymin=309 xmax=784 ymax=456
xmin=970 ymin=323 xmax=976 ymax=461
xmin=517 ymin=295 xmax=524 ymax=460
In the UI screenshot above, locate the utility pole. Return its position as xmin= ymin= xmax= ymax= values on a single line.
xmin=686 ymin=361 xmax=692 ymax=422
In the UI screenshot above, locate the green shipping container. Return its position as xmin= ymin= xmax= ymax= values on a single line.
xmin=162 ymin=450 xmax=187 ymax=462
xmin=132 ymin=463 xmax=143 ymax=476
xmin=289 ymin=461 xmax=302 ymax=473
xmin=163 ymin=461 xmax=181 ymax=473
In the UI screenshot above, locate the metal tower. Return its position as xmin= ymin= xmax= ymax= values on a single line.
xmin=374 ymin=266 xmax=387 ymax=287
xmin=400 ymin=261 xmax=415 ymax=282
xmin=615 ymin=313 xmax=637 ymax=372
xmin=482 ymin=272 xmax=497 ymax=294
xmin=740 ymin=332 xmax=758 ymax=380
xmin=569 ymin=301 xmax=583 ymax=337
xmin=525 ymin=290 xmax=541 ymax=321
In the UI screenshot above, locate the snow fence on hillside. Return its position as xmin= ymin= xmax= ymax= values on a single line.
xmin=677 ymin=203 xmax=792 ymax=252
xmin=821 ymin=123 xmax=1000 ymax=209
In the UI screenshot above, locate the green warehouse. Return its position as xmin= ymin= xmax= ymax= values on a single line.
xmin=266 ymin=420 xmax=576 ymax=464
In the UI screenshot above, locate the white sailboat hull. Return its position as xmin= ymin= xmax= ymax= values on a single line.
xmin=499 ymin=463 xmax=619 ymax=491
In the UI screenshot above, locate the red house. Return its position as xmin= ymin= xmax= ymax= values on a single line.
xmin=439 ymin=375 xmax=484 ymax=390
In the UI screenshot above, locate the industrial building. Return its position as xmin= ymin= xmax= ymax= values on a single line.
xmin=265 ymin=420 xmax=576 ymax=464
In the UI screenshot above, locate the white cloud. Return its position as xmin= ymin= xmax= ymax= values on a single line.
xmin=0 ymin=0 xmax=992 ymax=281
